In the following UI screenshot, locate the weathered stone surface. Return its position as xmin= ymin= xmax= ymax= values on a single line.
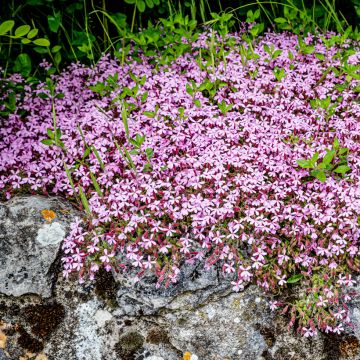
xmin=0 ymin=196 xmax=79 ymax=297
xmin=0 ymin=196 xmax=359 ymax=360
xmin=114 ymin=262 xmax=233 ymax=316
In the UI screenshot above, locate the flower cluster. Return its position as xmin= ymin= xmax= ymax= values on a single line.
xmin=1 ymin=30 xmax=359 ymax=335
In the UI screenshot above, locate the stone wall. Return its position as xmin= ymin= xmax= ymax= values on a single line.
xmin=0 ymin=196 xmax=359 ymax=360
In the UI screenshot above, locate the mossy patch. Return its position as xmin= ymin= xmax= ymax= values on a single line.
xmin=115 ymin=331 xmax=144 ymax=359
xmin=339 ymin=335 xmax=359 ymax=358
xmin=17 ymin=325 xmax=44 ymax=353
xmin=94 ymin=269 xmax=118 ymax=307
xmin=21 ymin=303 xmax=65 ymax=338
xmin=322 ymin=333 xmax=359 ymax=360
xmin=258 ymin=325 xmax=276 ymax=348
xmin=146 ymin=327 xmax=170 ymax=345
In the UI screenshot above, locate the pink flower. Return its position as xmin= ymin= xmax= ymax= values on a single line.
xmin=99 ymin=249 xmax=114 ymax=263
xmin=303 ymin=327 xmax=316 ymax=337
xmin=333 ymin=309 xmax=346 ymax=320
xmin=316 ymin=296 xmax=328 ymax=307
xmin=269 ymin=301 xmax=278 ymax=311
xmin=224 ymin=262 xmax=235 ymax=274
xmin=231 ymin=280 xmax=244 ymax=292
xmin=332 ymin=324 xmax=344 ymax=334
xmin=277 ymin=275 xmax=287 ymax=286
xmin=132 ymin=255 xmax=143 ymax=268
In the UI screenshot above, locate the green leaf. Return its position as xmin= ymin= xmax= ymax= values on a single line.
xmin=0 ymin=20 xmax=15 ymax=35
xmin=48 ymin=13 xmax=61 ymax=33
xmin=13 ymin=53 xmax=32 ymax=77
xmin=296 ymin=159 xmax=311 ymax=168
xmin=51 ymin=45 xmax=62 ymax=53
xmin=14 ymin=25 xmax=30 ymax=37
xmin=41 ymin=139 xmax=54 ymax=146
xmin=253 ymin=9 xmax=260 ymax=20
xmin=83 ymin=147 xmax=91 ymax=159
xmin=287 ymin=274 xmax=303 ymax=284
xmin=136 ymin=0 xmax=146 ymax=12
xmin=21 ymin=38 xmax=31 ymax=44
xmin=27 ymin=28 xmax=38 ymax=39
xmin=274 ymin=17 xmax=287 ymax=23
xmin=273 ymin=50 xmax=282 ymax=59
xmin=135 ymin=133 xmax=145 ymax=146
xmin=47 ymin=128 xmax=54 ymax=139
xmin=333 ymin=137 xmax=340 ymax=150
xmin=143 ymin=163 xmax=152 ymax=172
xmin=121 ymin=107 xmax=129 ymax=138
xmin=55 ymin=128 xmax=62 ymax=140
xmin=145 ymin=0 xmax=154 ymax=8
xmin=92 ymin=145 xmax=105 ymax=170
xmin=322 ymin=150 xmax=336 ymax=165
xmin=145 ymin=147 xmax=154 ymax=159
xmin=338 ymin=148 xmax=348 ymax=156
xmin=78 ymin=186 xmax=91 ymax=215
xmin=54 ymin=52 xmax=61 ymax=66
xmin=141 ymin=91 xmax=149 ymax=103
xmin=315 ymin=53 xmax=325 ymax=61
xmin=333 ymin=165 xmax=351 ymax=174
xmin=122 ymin=146 xmax=136 ymax=170
xmin=34 ymin=46 xmax=48 ymax=54
xmin=246 ymin=10 xmax=253 ymax=22
xmin=89 ymin=172 xmax=103 ymax=197
xmin=186 ymin=83 xmax=194 ymax=95
xmin=304 ymin=46 xmax=315 ymax=55
xmin=311 ymin=152 xmax=319 ymax=163
xmin=33 ymin=38 xmax=50 ymax=47
xmin=55 ymin=92 xmax=65 ymax=99
xmin=143 ymin=111 xmax=155 ymax=118
xmin=311 ymin=169 xmax=326 ymax=182
xmin=129 ymin=149 xmax=139 ymax=155
xmin=194 ymin=99 xmax=201 ymax=108
xmin=124 ymin=0 xmax=136 ymax=3
xmin=38 ymin=92 xmax=49 ymax=99
xmin=63 ymin=162 xmax=75 ymax=191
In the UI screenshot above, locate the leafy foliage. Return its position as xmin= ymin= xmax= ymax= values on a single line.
xmin=1 ymin=29 xmax=359 ymax=338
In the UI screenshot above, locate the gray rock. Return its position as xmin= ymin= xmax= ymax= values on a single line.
xmin=0 ymin=196 xmax=79 ymax=297
xmin=0 ymin=350 xmax=10 ymax=360
xmin=114 ymin=261 xmax=233 ymax=317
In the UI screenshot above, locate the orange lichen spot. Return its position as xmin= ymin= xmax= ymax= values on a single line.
xmin=0 ymin=331 xmax=7 ymax=349
xmin=183 ymin=352 xmax=192 ymax=360
xmin=41 ymin=209 xmax=56 ymax=222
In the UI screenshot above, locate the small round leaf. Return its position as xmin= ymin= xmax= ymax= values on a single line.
xmin=15 ymin=25 xmax=31 ymax=37
xmin=0 ymin=20 xmax=15 ymax=35
xmin=21 ymin=38 xmax=32 ymax=44
xmin=51 ymin=45 xmax=62 ymax=53
xmin=27 ymin=28 xmax=39 ymax=39
xmin=137 ymin=0 xmax=146 ymax=12
xmin=33 ymin=38 xmax=50 ymax=47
